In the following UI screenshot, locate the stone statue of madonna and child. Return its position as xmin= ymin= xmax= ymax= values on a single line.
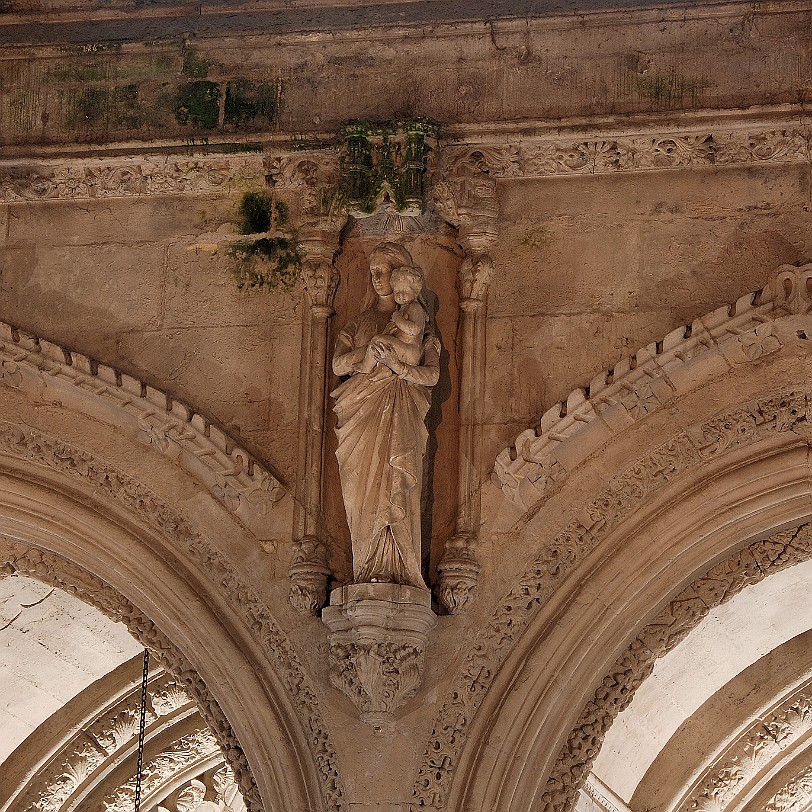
xmin=331 ymin=243 xmax=440 ymax=589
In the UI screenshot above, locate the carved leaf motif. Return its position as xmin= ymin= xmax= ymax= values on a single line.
xmin=739 ymin=322 xmax=782 ymax=360
xmin=416 ymin=393 xmax=812 ymax=810
xmin=175 ymin=779 xmax=207 ymax=812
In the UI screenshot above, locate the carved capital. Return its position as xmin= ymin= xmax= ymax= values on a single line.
xmin=298 ymin=228 xmax=342 ymax=310
xmin=288 ymin=536 xmax=331 ymax=616
xmin=323 ymin=583 xmax=436 ymax=726
xmin=436 ymin=533 xmax=481 ymax=615
xmin=434 ymin=150 xmax=499 ymax=251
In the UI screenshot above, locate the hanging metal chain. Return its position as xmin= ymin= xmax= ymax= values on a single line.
xmin=134 ymin=649 xmax=150 ymax=812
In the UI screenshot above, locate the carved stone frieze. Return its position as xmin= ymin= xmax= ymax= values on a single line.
xmin=1 ymin=120 xmax=809 ymax=204
xmin=765 ymin=765 xmax=812 ymax=812
xmin=414 ymin=390 xmax=812 ymax=809
xmin=0 ymin=323 xmax=284 ymax=537
xmin=544 ymin=523 xmax=812 ymax=812
xmin=265 ymin=153 xmax=342 ymax=221
xmin=0 ymin=155 xmax=266 ymax=202
xmin=679 ymin=678 xmax=812 ymax=812
xmin=495 ymin=264 xmax=812 ymax=512
xmin=442 ymin=125 xmax=811 ymax=180
xmin=103 ymin=728 xmax=220 ymax=812
xmin=11 ymin=662 xmax=196 ymax=812
xmin=0 ymin=426 xmax=344 ymax=812
xmin=323 ymin=584 xmax=436 ymax=727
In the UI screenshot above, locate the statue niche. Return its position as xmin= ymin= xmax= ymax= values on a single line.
xmin=323 ymin=241 xmax=439 ymax=726
xmin=331 ymin=242 xmax=440 ymax=587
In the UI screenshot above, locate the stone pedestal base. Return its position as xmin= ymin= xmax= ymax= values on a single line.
xmin=322 ymin=583 xmax=437 ymax=727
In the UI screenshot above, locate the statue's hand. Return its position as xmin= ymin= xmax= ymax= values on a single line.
xmin=370 ymin=337 xmax=397 ymax=367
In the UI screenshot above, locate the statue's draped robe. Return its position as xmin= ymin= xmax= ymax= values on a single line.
xmin=332 ymin=306 xmax=440 ymax=587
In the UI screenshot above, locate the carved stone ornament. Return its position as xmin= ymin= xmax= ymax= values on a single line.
xmin=436 ymin=533 xmax=481 ymax=615
xmin=679 ymin=676 xmax=812 ymax=812
xmin=414 ymin=392 xmax=812 ymax=809
xmin=0 ymin=424 xmax=344 ymax=812
xmin=765 ymin=764 xmax=812 ymax=812
xmin=494 ymin=263 xmax=812 ymax=513
xmin=323 ymin=583 xmax=436 ymax=727
xmin=340 ymin=120 xmax=437 ymax=217
xmin=0 ymin=118 xmax=808 ymax=205
xmin=288 ymin=535 xmax=330 ymax=615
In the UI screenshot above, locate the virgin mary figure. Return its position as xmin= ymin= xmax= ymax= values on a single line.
xmin=331 ymin=243 xmax=440 ymax=588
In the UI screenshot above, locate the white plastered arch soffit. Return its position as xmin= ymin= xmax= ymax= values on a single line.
xmin=414 ymin=263 xmax=812 ymax=812
xmin=0 ymin=339 xmax=345 ymax=812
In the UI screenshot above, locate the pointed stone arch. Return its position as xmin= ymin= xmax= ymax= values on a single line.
xmin=414 ymin=263 xmax=812 ymax=812
xmin=0 ymin=320 xmax=285 ymax=539
xmin=0 ymin=421 xmax=344 ymax=812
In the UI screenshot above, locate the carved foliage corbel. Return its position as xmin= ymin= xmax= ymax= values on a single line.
xmin=434 ymin=153 xmax=499 ymax=613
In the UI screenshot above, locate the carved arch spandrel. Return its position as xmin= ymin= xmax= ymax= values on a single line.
xmin=0 ymin=321 xmax=285 ymax=539
xmin=494 ymin=263 xmax=812 ymax=513
xmin=0 ymin=427 xmax=345 ymax=812
xmin=414 ymin=387 xmax=812 ymax=810
xmin=418 ymin=405 xmax=812 ymax=812
xmin=413 ymin=258 xmax=812 ymax=810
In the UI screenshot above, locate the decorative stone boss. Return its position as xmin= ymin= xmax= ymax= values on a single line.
xmin=323 ymin=242 xmax=439 ymax=725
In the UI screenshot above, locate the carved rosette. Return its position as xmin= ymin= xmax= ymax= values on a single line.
xmin=323 ymin=584 xmax=436 ymax=726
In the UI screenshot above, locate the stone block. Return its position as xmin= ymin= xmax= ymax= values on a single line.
xmin=162 ymin=242 xmax=302 ymax=330
xmin=6 ymin=197 xmax=222 ymax=247
xmin=116 ymin=326 xmax=275 ymax=437
xmin=1 ymin=243 xmax=164 ymax=339
xmin=489 ymin=218 xmax=642 ymax=318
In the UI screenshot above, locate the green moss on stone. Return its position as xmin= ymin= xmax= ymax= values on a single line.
xmin=224 ymin=80 xmax=279 ymax=128
xmin=238 ymin=191 xmax=274 ymax=234
xmin=634 ymin=68 xmax=709 ymax=107
xmin=228 ymin=237 xmax=301 ymax=290
xmin=174 ymin=81 xmax=220 ymax=129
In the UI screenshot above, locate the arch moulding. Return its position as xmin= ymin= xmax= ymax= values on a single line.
xmin=413 ymin=263 xmax=812 ymax=811
xmin=0 ymin=422 xmax=344 ymax=812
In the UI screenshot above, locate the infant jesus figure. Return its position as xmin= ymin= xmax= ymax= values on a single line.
xmin=358 ymin=264 xmax=428 ymax=378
